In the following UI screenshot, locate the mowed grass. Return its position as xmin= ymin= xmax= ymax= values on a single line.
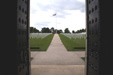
xmin=31 ymin=57 xmax=33 ymax=61
xmin=30 ymin=34 xmax=54 ymax=51
xmin=81 ymin=57 xmax=85 ymax=61
xmin=59 ymin=34 xmax=86 ymax=51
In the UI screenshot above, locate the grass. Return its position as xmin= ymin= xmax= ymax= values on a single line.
xmin=81 ymin=57 xmax=85 ymax=61
xmin=30 ymin=34 xmax=54 ymax=51
xmin=31 ymin=57 xmax=33 ymax=61
xmin=59 ymin=34 xmax=86 ymax=51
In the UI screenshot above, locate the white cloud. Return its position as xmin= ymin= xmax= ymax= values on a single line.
xmin=56 ymin=10 xmax=86 ymax=32
xmin=30 ymin=0 xmax=86 ymax=32
xmin=77 ymin=0 xmax=85 ymax=3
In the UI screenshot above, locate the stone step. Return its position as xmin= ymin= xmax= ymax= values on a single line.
xmin=31 ymin=65 xmax=85 ymax=75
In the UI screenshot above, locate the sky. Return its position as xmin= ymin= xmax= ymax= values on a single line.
xmin=30 ymin=0 xmax=86 ymax=32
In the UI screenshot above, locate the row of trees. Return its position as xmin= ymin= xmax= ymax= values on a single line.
xmin=30 ymin=27 xmax=40 ymax=33
xmin=30 ymin=26 xmax=86 ymax=33
xmin=72 ymin=29 xmax=86 ymax=33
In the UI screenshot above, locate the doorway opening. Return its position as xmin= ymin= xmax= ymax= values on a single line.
xmin=30 ymin=0 xmax=86 ymax=75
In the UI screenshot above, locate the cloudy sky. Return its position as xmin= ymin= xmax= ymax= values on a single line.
xmin=30 ymin=0 xmax=86 ymax=32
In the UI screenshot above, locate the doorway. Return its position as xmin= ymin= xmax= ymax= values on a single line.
xmin=30 ymin=0 xmax=86 ymax=75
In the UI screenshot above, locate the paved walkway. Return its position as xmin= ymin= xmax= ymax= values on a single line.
xmin=31 ymin=34 xmax=85 ymax=65
xmin=31 ymin=65 xmax=85 ymax=75
xmin=31 ymin=34 xmax=86 ymax=75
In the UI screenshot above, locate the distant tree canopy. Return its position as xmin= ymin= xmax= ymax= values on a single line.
xmin=50 ymin=27 xmax=55 ymax=33
xmin=30 ymin=26 xmax=84 ymax=34
xmin=50 ymin=27 xmax=56 ymax=33
xmin=75 ymin=28 xmax=86 ymax=33
xmin=41 ymin=27 xmax=63 ymax=34
xmin=72 ymin=30 xmax=75 ymax=33
xmin=30 ymin=27 xmax=39 ymax=33
xmin=64 ymin=28 xmax=70 ymax=33
xmin=41 ymin=27 xmax=51 ymax=33
xmin=57 ymin=29 xmax=63 ymax=34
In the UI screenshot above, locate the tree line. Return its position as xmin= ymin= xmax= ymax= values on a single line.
xmin=30 ymin=26 xmax=86 ymax=34
xmin=72 ymin=29 xmax=86 ymax=33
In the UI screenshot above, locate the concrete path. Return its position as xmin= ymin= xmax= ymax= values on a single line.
xmin=31 ymin=65 xmax=85 ymax=75
xmin=31 ymin=34 xmax=85 ymax=65
xmin=31 ymin=34 xmax=86 ymax=75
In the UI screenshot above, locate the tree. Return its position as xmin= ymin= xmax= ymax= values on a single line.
xmin=30 ymin=27 xmax=39 ymax=33
xmin=50 ymin=27 xmax=55 ymax=33
xmin=57 ymin=29 xmax=63 ymax=34
xmin=41 ymin=27 xmax=51 ymax=33
xmin=64 ymin=28 xmax=70 ymax=33
xmin=75 ymin=28 xmax=86 ymax=33
xmin=72 ymin=30 xmax=75 ymax=33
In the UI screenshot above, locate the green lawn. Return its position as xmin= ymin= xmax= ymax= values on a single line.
xmin=31 ymin=57 xmax=33 ymax=61
xmin=81 ymin=57 xmax=85 ymax=61
xmin=59 ymin=34 xmax=86 ymax=51
xmin=30 ymin=34 xmax=54 ymax=51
